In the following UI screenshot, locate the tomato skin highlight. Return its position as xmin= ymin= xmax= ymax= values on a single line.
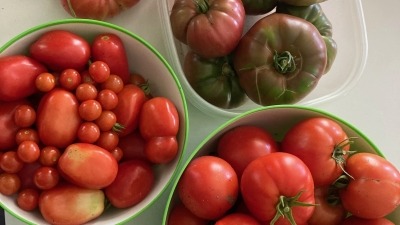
xmin=58 ymin=143 xmax=118 ymax=189
xmin=36 ymin=88 xmax=81 ymax=148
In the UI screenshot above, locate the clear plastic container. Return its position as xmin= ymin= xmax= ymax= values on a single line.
xmin=159 ymin=0 xmax=368 ymax=118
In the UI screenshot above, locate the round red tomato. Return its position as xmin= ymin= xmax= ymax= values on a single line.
xmin=281 ymin=117 xmax=350 ymax=187
xmin=168 ymin=202 xmax=209 ymax=225
xmin=339 ymin=152 xmax=400 ymax=219
xmin=215 ymin=213 xmax=261 ymax=225
xmin=178 ymin=155 xmax=239 ymax=220
xmin=217 ymin=125 xmax=279 ymax=178
xmin=241 ymin=152 xmax=315 ymax=225
xmin=340 ymin=216 xmax=395 ymax=225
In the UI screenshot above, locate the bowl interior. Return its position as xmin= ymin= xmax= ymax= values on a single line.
xmin=162 ymin=105 xmax=400 ymax=224
xmin=0 ymin=19 xmax=188 ymax=225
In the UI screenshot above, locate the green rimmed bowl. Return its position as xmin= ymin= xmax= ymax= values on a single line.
xmin=162 ymin=105 xmax=399 ymax=225
xmin=0 ymin=18 xmax=189 ymax=224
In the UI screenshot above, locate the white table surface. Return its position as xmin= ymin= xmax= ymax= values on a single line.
xmin=1 ymin=0 xmax=399 ymax=224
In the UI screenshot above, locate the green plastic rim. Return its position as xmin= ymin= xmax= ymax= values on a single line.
xmin=0 ymin=18 xmax=189 ymax=225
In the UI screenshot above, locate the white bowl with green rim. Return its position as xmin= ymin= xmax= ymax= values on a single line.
xmin=162 ymin=105 xmax=399 ymax=225
xmin=0 ymin=18 xmax=189 ymax=225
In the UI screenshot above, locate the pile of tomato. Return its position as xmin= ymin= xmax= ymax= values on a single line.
xmin=168 ymin=117 xmax=400 ymax=225
xmin=0 ymin=29 xmax=180 ymax=224
xmin=169 ymin=0 xmax=337 ymax=109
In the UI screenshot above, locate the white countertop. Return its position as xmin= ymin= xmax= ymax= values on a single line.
xmin=1 ymin=0 xmax=399 ymax=224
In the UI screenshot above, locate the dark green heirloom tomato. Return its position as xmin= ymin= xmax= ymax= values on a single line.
xmin=241 ymin=0 xmax=278 ymax=15
xmin=233 ymin=13 xmax=327 ymax=106
xmin=280 ymin=0 xmax=326 ymax=6
xmin=184 ymin=51 xmax=246 ymax=109
xmin=276 ymin=3 xmax=337 ymax=73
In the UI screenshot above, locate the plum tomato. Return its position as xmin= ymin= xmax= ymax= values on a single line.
xmin=117 ymin=130 xmax=147 ymax=161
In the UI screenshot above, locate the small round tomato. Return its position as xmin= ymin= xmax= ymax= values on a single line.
xmin=96 ymin=131 xmax=119 ymax=151
xmin=89 ymin=61 xmax=110 ymax=83
xmin=168 ymin=202 xmax=210 ymax=225
xmin=17 ymin=140 xmax=41 ymax=163
xmin=33 ymin=166 xmax=60 ymax=190
xmin=95 ymin=110 xmax=119 ymax=132
xmin=15 ymin=128 xmax=39 ymax=145
xmin=79 ymin=99 xmax=102 ymax=121
xmin=109 ymin=147 xmax=123 ymax=162
xmin=0 ymin=151 xmax=24 ymax=173
xmin=39 ymin=146 xmax=61 ymax=166
xmin=35 ymin=72 xmax=56 ymax=92
xmin=178 ymin=155 xmax=239 ymax=220
xmin=59 ymin=68 xmax=82 ymax=91
xmin=101 ymin=74 xmax=124 ymax=93
xmin=145 ymin=136 xmax=178 ymax=164
xmin=14 ymin=104 xmax=36 ymax=128
xmin=17 ymin=188 xmax=40 ymax=211
xmin=0 ymin=172 xmax=21 ymax=195
xmin=75 ymin=83 xmax=98 ymax=102
xmin=97 ymin=89 xmax=118 ymax=110
xmin=77 ymin=121 xmax=101 ymax=143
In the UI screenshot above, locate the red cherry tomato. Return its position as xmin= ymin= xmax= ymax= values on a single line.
xmin=0 ymin=172 xmax=21 ymax=195
xmin=79 ymin=99 xmax=102 ymax=121
xmin=77 ymin=121 xmax=101 ymax=143
xmin=39 ymin=146 xmax=61 ymax=167
xmin=33 ymin=166 xmax=60 ymax=190
xmin=14 ymin=104 xmax=36 ymax=128
xmin=96 ymin=131 xmax=119 ymax=151
xmin=97 ymin=89 xmax=118 ymax=110
xmin=17 ymin=188 xmax=40 ymax=211
xmin=35 ymin=72 xmax=56 ymax=92
xmin=59 ymin=68 xmax=82 ymax=91
xmin=145 ymin=136 xmax=178 ymax=164
xmin=95 ymin=110 xmax=118 ymax=132
xmin=15 ymin=128 xmax=40 ymax=145
xmin=75 ymin=83 xmax=98 ymax=102
xmin=17 ymin=140 xmax=41 ymax=163
xmin=0 ymin=151 xmax=24 ymax=173
xmin=101 ymin=74 xmax=124 ymax=93
xmin=89 ymin=60 xmax=110 ymax=83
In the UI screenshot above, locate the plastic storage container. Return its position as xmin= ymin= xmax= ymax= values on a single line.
xmin=160 ymin=0 xmax=368 ymax=118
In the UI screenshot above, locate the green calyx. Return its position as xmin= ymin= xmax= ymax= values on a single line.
xmin=331 ymin=138 xmax=357 ymax=179
xmin=273 ymin=51 xmax=296 ymax=74
xmin=195 ymin=0 xmax=210 ymax=13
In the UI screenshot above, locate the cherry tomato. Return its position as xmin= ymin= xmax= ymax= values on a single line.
xmin=109 ymin=147 xmax=123 ymax=162
xmin=340 ymin=216 xmax=395 ymax=225
xmin=340 ymin=152 xmax=400 ymax=219
xmin=77 ymin=121 xmax=101 ymax=143
xmin=215 ymin=213 xmax=261 ymax=225
xmin=96 ymin=131 xmax=119 ymax=151
xmin=104 ymin=159 xmax=154 ymax=208
xmin=0 ymin=172 xmax=21 ymax=195
xmin=178 ymin=155 xmax=239 ymax=220
xmin=17 ymin=140 xmax=41 ymax=163
xmin=79 ymin=99 xmax=102 ymax=121
xmin=59 ymin=68 xmax=82 ymax=91
xmin=33 ymin=166 xmax=60 ymax=190
xmin=145 ymin=136 xmax=178 ymax=164
xmin=13 ymin=104 xmax=36 ymax=128
xmin=15 ymin=128 xmax=39 ymax=145
xmin=168 ymin=202 xmax=210 ymax=225
xmin=217 ymin=125 xmax=279 ymax=178
xmin=89 ymin=60 xmax=110 ymax=83
xmin=75 ymin=82 xmax=98 ymax=102
xmin=58 ymin=143 xmax=118 ymax=189
xmin=17 ymin=188 xmax=40 ymax=211
xmin=81 ymin=70 xmax=96 ymax=84
xmin=281 ymin=117 xmax=350 ymax=187
xmin=95 ymin=110 xmax=118 ymax=132
xmin=0 ymin=151 xmax=24 ymax=173
xmin=97 ymin=89 xmax=118 ymax=110
xmin=101 ymin=74 xmax=124 ymax=93
xmin=35 ymin=72 xmax=56 ymax=92
xmin=130 ymin=73 xmax=151 ymax=98
xmin=39 ymin=146 xmax=61 ymax=167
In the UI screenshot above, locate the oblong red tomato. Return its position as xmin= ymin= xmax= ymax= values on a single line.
xmin=39 ymin=184 xmax=105 ymax=225
xmin=36 ymin=88 xmax=81 ymax=148
xmin=0 ymin=55 xmax=47 ymax=102
xmin=104 ymin=159 xmax=154 ymax=208
xmin=112 ymin=84 xmax=146 ymax=137
xmin=29 ymin=30 xmax=90 ymax=72
xmin=91 ymin=33 xmax=131 ymax=83
xmin=58 ymin=143 xmax=118 ymax=189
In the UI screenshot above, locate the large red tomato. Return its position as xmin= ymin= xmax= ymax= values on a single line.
xmin=178 ymin=155 xmax=239 ymax=220
xmin=168 ymin=202 xmax=210 ymax=225
xmin=217 ymin=125 xmax=279 ymax=178
xmin=339 ymin=152 xmax=400 ymax=219
xmin=0 ymin=55 xmax=47 ymax=102
xmin=340 ymin=216 xmax=395 ymax=225
xmin=241 ymin=152 xmax=315 ymax=225
xmin=281 ymin=117 xmax=350 ymax=187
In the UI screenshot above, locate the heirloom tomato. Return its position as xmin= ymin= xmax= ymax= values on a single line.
xmin=178 ymin=156 xmax=239 ymax=220
xmin=340 ymin=216 xmax=395 ymax=225
xmin=168 ymin=202 xmax=209 ymax=225
xmin=58 ymin=143 xmax=118 ymax=189
xmin=170 ymin=0 xmax=245 ymax=58
xmin=276 ymin=3 xmax=337 ymax=73
xmin=339 ymin=152 xmax=400 ymax=219
xmin=91 ymin=33 xmax=131 ymax=83
xmin=36 ymin=88 xmax=81 ymax=148
xmin=233 ymin=13 xmax=327 ymax=106
xmin=104 ymin=159 xmax=154 ymax=208
xmin=217 ymin=125 xmax=279 ymax=178
xmin=241 ymin=0 xmax=277 ymax=15
xmin=281 ymin=117 xmax=350 ymax=187
xmin=0 ymin=55 xmax=47 ymax=102
xmin=39 ymin=184 xmax=105 ymax=225
xmin=184 ymin=51 xmax=246 ymax=109
xmin=29 ymin=30 xmax=90 ymax=72
xmin=241 ymin=152 xmax=315 ymax=225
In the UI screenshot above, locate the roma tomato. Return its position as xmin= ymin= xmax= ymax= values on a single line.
xmin=117 ymin=130 xmax=147 ymax=161
xmin=58 ymin=143 xmax=118 ymax=189
xmin=168 ymin=202 xmax=210 ymax=225
xmin=60 ymin=0 xmax=141 ymax=20
xmin=241 ymin=152 xmax=315 ymax=225
xmin=113 ymin=84 xmax=146 ymax=136
xmin=233 ymin=13 xmax=327 ymax=106
xmin=281 ymin=117 xmax=350 ymax=187
xmin=215 ymin=213 xmax=261 ymax=225
xmin=178 ymin=156 xmax=239 ymax=220
xmin=217 ymin=125 xmax=279 ymax=178
xmin=340 ymin=216 xmax=395 ymax=225
xmin=183 ymin=51 xmax=246 ymax=109
xmin=0 ymin=55 xmax=47 ymax=101
xmin=29 ymin=30 xmax=90 ymax=72
xmin=339 ymin=152 xmax=400 ymax=219
xmin=0 ymin=100 xmax=30 ymax=151
xmin=170 ymin=0 xmax=245 ymax=58
xmin=91 ymin=33 xmax=131 ymax=83
xmin=39 ymin=184 xmax=105 ymax=225
xmin=36 ymin=88 xmax=81 ymax=148
xmin=104 ymin=159 xmax=154 ymax=208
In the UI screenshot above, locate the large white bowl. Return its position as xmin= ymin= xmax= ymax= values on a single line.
xmin=0 ymin=19 xmax=189 ymax=224
xmin=162 ymin=105 xmax=399 ymax=225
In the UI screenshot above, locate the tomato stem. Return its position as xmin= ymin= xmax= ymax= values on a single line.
xmin=195 ymin=0 xmax=210 ymax=13
xmin=331 ymin=137 xmax=358 ymax=180
xmin=273 ymin=51 xmax=296 ymax=74
xmin=112 ymin=123 xmax=125 ymax=133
